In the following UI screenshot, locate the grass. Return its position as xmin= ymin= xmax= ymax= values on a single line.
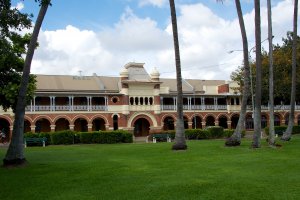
xmin=1 ymin=136 xmax=300 ymax=200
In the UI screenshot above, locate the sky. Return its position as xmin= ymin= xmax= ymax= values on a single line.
xmin=11 ymin=0 xmax=298 ymax=80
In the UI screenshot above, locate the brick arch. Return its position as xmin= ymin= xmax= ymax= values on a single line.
xmin=261 ymin=112 xmax=269 ymax=120
xmin=0 ymin=115 xmax=13 ymax=125
xmin=216 ymin=113 xmax=230 ymax=120
xmin=53 ymin=115 xmax=72 ymax=124
xmin=203 ymin=113 xmax=217 ymax=121
xmin=128 ymin=112 xmax=156 ymax=128
xmin=161 ymin=114 xmax=177 ymax=124
xmin=24 ymin=116 xmax=33 ymax=123
xmin=111 ymin=113 xmax=120 ymax=118
xmin=274 ymin=112 xmax=284 ymax=120
xmin=229 ymin=113 xmax=240 ymax=118
xmin=32 ymin=115 xmax=53 ymax=124
xmin=90 ymin=114 xmax=109 ymax=125
xmin=71 ymin=114 xmax=90 ymax=124
xmin=190 ymin=113 xmax=204 ymax=119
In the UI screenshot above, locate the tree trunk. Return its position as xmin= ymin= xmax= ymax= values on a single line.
xmin=225 ymin=0 xmax=250 ymax=146
xmin=169 ymin=0 xmax=187 ymax=150
xmin=282 ymin=0 xmax=298 ymax=141
xmin=252 ymin=0 xmax=262 ymax=148
xmin=3 ymin=1 xmax=50 ymax=167
xmin=267 ymin=0 xmax=276 ymax=146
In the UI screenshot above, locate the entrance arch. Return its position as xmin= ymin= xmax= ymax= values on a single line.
xmin=134 ymin=118 xmax=150 ymax=137
xmin=218 ymin=115 xmax=228 ymax=129
xmin=192 ymin=116 xmax=202 ymax=129
xmin=206 ymin=116 xmax=215 ymax=126
xmin=231 ymin=114 xmax=239 ymax=129
xmin=163 ymin=116 xmax=175 ymax=131
xmin=35 ymin=118 xmax=51 ymax=133
xmin=24 ymin=120 xmax=31 ymax=133
xmin=92 ymin=118 xmax=106 ymax=131
xmin=74 ymin=118 xmax=88 ymax=132
xmin=55 ymin=118 xmax=70 ymax=131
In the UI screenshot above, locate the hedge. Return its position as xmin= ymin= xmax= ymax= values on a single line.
xmin=24 ymin=130 xmax=133 ymax=145
xmin=156 ymin=127 xmax=240 ymax=141
xmin=50 ymin=130 xmax=75 ymax=145
xmin=264 ymin=125 xmax=300 ymax=135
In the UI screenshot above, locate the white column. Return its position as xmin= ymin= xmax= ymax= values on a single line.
xmin=33 ymin=96 xmax=36 ymax=112
xmin=53 ymin=96 xmax=56 ymax=111
xmin=214 ymin=97 xmax=218 ymax=110
xmin=30 ymin=100 xmax=33 ymax=112
xmin=173 ymin=97 xmax=176 ymax=110
xmin=68 ymin=96 xmax=72 ymax=111
xmin=201 ymin=97 xmax=205 ymax=110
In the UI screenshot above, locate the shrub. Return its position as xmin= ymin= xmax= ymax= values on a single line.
xmin=205 ymin=126 xmax=224 ymax=138
xmin=51 ymin=130 xmax=75 ymax=145
xmin=24 ymin=132 xmax=39 ymax=138
xmin=185 ymin=129 xmax=199 ymax=140
xmin=121 ymin=131 xmax=133 ymax=143
xmin=197 ymin=129 xmax=210 ymax=139
xmin=38 ymin=132 xmax=51 ymax=145
xmin=224 ymin=129 xmax=234 ymax=138
xmin=80 ymin=132 xmax=94 ymax=144
xmin=292 ymin=126 xmax=300 ymax=134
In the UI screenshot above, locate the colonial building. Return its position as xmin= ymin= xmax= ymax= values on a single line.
xmin=1 ymin=62 xmax=299 ymax=140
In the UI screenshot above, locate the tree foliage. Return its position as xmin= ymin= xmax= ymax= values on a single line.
xmin=231 ymin=32 xmax=300 ymax=105
xmin=0 ymin=0 xmax=37 ymax=112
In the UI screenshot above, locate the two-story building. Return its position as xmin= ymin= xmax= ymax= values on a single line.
xmin=1 ymin=62 xmax=299 ymax=140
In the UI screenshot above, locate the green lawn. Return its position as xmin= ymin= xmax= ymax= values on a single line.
xmin=1 ymin=136 xmax=300 ymax=200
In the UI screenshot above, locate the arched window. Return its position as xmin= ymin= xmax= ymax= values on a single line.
xmin=140 ymin=97 xmax=144 ymax=105
xmin=113 ymin=115 xmax=118 ymax=130
xmin=130 ymin=97 xmax=134 ymax=105
xmin=149 ymin=97 xmax=153 ymax=105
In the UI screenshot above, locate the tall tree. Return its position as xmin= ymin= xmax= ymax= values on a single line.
xmin=252 ymin=0 xmax=262 ymax=148
xmin=225 ymin=0 xmax=250 ymax=146
xmin=169 ymin=0 xmax=187 ymax=150
xmin=267 ymin=0 xmax=276 ymax=146
xmin=282 ymin=0 xmax=298 ymax=141
xmin=3 ymin=0 xmax=51 ymax=167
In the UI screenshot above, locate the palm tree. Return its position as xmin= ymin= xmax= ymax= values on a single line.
xmin=282 ymin=0 xmax=298 ymax=141
xmin=267 ymin=0 xmax=276 ymax=146
xmin=252 ymin=0 xmax=262 ymax=148
xmin=3 ymin=0 xmax=51 ymax=167
xmin=225 ymin=0 xmax=250 ymax=146
xmin=169 ymin=0 xmax=187 ymax=150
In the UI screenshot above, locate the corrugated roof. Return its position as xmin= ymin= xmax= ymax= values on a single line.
xmin=36 ymin=75 xmax=120 ymax=92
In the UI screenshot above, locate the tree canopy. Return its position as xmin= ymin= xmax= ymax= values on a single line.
xmin=231 ymin=32 xmax=300 ymax=105
xmin=0 ymin=0 xmax=36 ymax=112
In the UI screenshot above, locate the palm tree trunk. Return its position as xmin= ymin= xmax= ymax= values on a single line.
xmin=169 ymin=0 xmax=187 ymax=150
xmin=267 ymin=0 xmax=276 ymax=146
xmin=282 ymin=0 xmax=298 ymax=141
xmin=3 ymin=1 xmax=50 ymax=167
xmin=225 ymin=0 xmax=250 ymax=146
xmin=252 ymin=0 xmax=262 ymax=148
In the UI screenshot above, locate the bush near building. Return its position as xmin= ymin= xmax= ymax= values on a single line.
xmin=264 ymin=126 xmax=300 ymax=135
xmin=24 ymin=130 xmax=133 ymax=145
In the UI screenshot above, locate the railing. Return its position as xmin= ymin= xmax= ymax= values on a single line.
xmin=25 ymin=105 xmax=107 ymax=112
xmin=161 ymin=105 xmax=175 ymax=110
xmin=25 ymin=104 xmax=300 ymax=112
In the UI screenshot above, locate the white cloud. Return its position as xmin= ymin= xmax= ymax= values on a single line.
xmin=11 ymin=2 xmax=25 ymax=10
xmin=138 ymin=0 xmax=167 ymax=7
xmin=31 ymin=1 xmax=297 ymax=81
